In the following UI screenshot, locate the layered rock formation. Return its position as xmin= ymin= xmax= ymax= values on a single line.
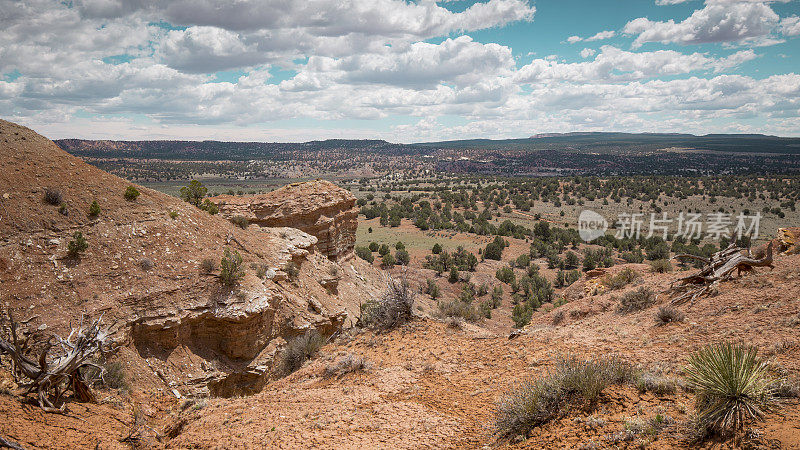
xmin=0 ymin=119 xmax=384 ymax=401
xmin=210 ymin=180 xmax=358 ymax=261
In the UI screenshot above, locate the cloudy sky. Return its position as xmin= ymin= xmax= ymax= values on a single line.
xmin=1 ymin=0 xmax=799 ymax=142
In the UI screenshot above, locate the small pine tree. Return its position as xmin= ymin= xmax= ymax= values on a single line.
xmin=124 ymin=186 xmax=140 ymax=201
xmin=88 ymin=201 xmax=101 ymax=217
xmin=448 ymin=266 xmax=460 ymax=283
xmin=67 ymin=231 xmax=88 ymax=258
xmin=180 ymin=180 xmax=208 ymax=206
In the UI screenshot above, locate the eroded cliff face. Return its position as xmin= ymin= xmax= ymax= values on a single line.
xmin=0 ymin=120 xmax=384 ymax=399
xmin=209 ymin=180 xmax=358 ymax=261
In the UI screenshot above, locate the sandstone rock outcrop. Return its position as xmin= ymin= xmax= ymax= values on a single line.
xmin=210 ymin=180 xmax=358 ymax=261
xmin=0 ymin=120 xmax=385 ymax=402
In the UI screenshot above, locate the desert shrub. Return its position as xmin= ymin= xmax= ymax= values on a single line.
xmin=685 ymin=343 xmax=774 ymax=437
xmin=635 ymin=371 xmax=678 ymax=395
xmin=564 ymin=251 xmax=580 ymax=269
xmin=355 ymin=246 xmax=374 ymax=263
xmin=252 ymin=262 xmax=269 ymax=279
xmin=650 ymin=259 xmax=673 ymax=273
xmin=512 ymin=303 xmax=533 ymax=328
xmin=139 ymin=258 xmax=154 ymax=271
xmin=169 ymin=210 xmax=179 ymax=219
xmin=495 ymin=356 xmax=635 ymax=437
xmin=44 ymin=188 xmax=62 ymax=205
xmin=480 ymin=300 xmax=493 ymax=318
xmin=283 ymin=261 xmax=300 ymax=280
xmin=381 ymin=252 xmax=396 ymax=268
xmin=395 ymin=241 xmax=405 ymax=251
xmin=622 ymin=248 xmax=645 ymax=263
xmin=432 ymin=243 xmax=442 ymax=254
xmin=769 ymin=378 xmax=800 ymax=398
xmin=101 ymin=362 xmax=129 ymax=391
xmin=437 ymin=299 xmax=481 ymax=322
xmin=359 ymin=278 xmax=415 ymax=330
xmin=484 ymin=237 xmax=506 ymax=261
xmin=654 ymin=306 xmax=685 ymax=325
xmin=58 ymin=203 xmax=68 ymax=216
xmin=279 ymin=330 xmax=324 ymax=376
xmin=477 ymin=283 xmax=489 ymax=297
xmin=369 ymin=242 xmax=379 ymax=252
xmin=378 ymin=243 xmax=390 ymax=256
xmin=448 ymin=266 xmax=459 ymax=283
xmin=67 ymin=231 xmax=88 ymax=257
xmin=552 ymin=310 xmax=565 ymax=325
xmin=200 ymin=258 xmax=216 ymax=273
xmin=395 ymin=249 xmax=410 ymax=265
xmin=425 ymin=278 xmax=441 ymax=300
xmin=602 ymin=268 xmax=639 ymax=290
xmin=324 ymin=353 xmax=372 ymax=379
xmin=230 ymin=215 xmax=249 ymax=229
xmin=180 ymin=180 xmax=207 ymax=206
xmin=124 ymin=185 xmax=140 ymax=201
xmin=491 ymin=286 xmax=503 ymax=308
xmin=646 ymin=242 xmax=670 ymax=261
xmin=88 ymin=200 xmax=101 ymax=217
xmin=445 ymin=317 xmax=464 ymax=329
xmin=201 ymin=199 xmax=219 ymax=214
xmin=496 ymin=266 xmax=516 ymax=284
xmin=219 ymin=248 xmax=244 ymax=285
xmin=617 ymin=287 xmax=656 ymax=314
xmin=515 ymin=254 xmax=530 ymax=268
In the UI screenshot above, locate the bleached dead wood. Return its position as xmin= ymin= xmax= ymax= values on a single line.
xmin=0 ymin=314 xmax=114 ymax=413
xmin=668 ymin=242 xmax=773 ymax=305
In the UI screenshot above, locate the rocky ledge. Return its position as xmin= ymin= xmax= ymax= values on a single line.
xmin=210 ymin=180 xmax=358 ymax=261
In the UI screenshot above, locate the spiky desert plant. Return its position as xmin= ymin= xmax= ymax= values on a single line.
xmin=684 ymin=342 xmax=773 ymax=436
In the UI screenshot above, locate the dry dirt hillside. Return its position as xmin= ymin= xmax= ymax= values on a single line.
xmin=168 ymin=255 xmax=800 ymax=449
xmin=0 ymin=119 xmax=388 ymax=446
xmin=1 ymin=119 xmax=799 ymax=449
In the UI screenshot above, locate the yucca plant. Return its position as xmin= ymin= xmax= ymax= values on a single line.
xmin=684 ymin=342 xmax=773 ymax=436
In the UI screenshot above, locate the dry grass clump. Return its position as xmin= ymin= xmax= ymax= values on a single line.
xmin=200 ymin=258 xmax=216 ymax=273
xmin=769 ymin=377 xmax=800 ymax=398
xmin=685 ymin=342 xmax=774 ymax=439
xmin=437 ymin=299 xmax=482 ymax=322
xmin=495 ymin=356 xmax=636 ymax=438
xmin=139 ymin=258 xmax=154 ymax=271
xmin=230 ymin=215 xmax=249 ymax=229
xmin=616 ymin=287 xmax=656 ymax=314
xmin=323 ymin=353 xmax=372 ymax=379
xmin=445 ymin=316 xmax=464 ymax=330
xmin=44 ymin=187 xmax=63 ymax=205
xmin=635 ymin=371 xmax=678 ymax=396
xmin=278 ymin=330 xmax=324 ymax=376
xmin=602 ymin=268 xmax=639 ymax=290
xmin=358 ymin=278 xmax=415 ymax=330
xmin=650 ymin=259 xmax=673 ymax=273
xmin=654 ymin=306 xmax=685 ymax=325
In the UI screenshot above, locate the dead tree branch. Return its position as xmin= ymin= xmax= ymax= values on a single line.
xmin=668 ymin=242 xmax=773 ymax=305
xmin=0 ymin=313 xmax=114 ymax=413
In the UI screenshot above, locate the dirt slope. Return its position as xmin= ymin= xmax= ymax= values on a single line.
xmin=170 ymin=253 xmax=800 ymax=449
xmin=0 ymin=119 xmax=387 ymax=446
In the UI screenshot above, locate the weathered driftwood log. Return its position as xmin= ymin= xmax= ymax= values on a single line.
xmin=668 ymin=242 xmax=773 ymax=305
xmin=0 ymin=314 xmax=113 ymax=412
